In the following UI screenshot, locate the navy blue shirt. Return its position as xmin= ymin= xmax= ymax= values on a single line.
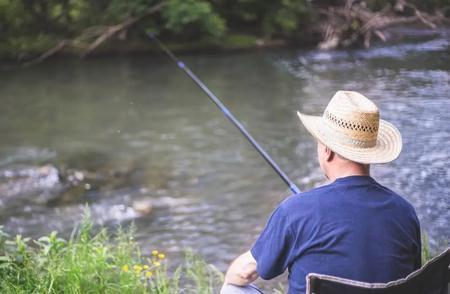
xmin=251 ymin=176 xmax=421 ymax=294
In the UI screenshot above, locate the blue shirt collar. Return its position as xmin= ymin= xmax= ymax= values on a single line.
xmin=334 ymin=175 xmax=375 ymax=185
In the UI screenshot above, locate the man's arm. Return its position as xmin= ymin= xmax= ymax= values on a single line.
xmin=224 ymin=251 xmax=259 ymax=286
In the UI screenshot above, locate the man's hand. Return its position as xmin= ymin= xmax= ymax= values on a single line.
xmin=223 ymin=251 xmax=259 ymax=286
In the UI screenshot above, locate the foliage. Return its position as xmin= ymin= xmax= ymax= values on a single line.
xmin=0 ymin=208 xmax=223 ymax=293
xmin=421 ymin=231 xmax=449 ymax=266
xmin=422 ymin=232 xmax=432 ymax=265
xmin=163 ymin=0 xmax=226 ymax=39
xmin=184 ymin=250 xmax=223 ymax=294
xmin=0 ymin=0 xmax=448 ymax=59
xmin=212 ymin=0 xmax=314 ymax=38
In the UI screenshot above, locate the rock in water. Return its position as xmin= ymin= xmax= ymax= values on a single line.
xmin=0 ymin=164 xmax=61 ymax=202
xmin=132 ymin=198 xmax=153 ymax=215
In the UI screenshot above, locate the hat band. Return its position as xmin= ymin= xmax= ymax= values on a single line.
xmin=318 ymin=121 xmax=377 ymax=149
xmin=324 ymin=110 xmax=379 ymax=134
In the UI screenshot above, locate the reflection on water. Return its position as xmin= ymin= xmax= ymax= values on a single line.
xmin=0 ymin=29 xmax=449 ymax=282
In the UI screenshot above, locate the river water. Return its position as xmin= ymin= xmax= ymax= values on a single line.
xmin=0 ymin=28 xmax=449 ymax=287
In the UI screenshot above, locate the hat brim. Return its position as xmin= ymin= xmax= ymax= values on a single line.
xmin=297 ymin=112 xmax=402 ymax=164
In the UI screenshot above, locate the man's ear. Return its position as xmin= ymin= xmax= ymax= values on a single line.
xmin=324 ymin=146 xmax=335 ymax=162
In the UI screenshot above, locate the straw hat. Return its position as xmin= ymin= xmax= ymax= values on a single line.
xmin=297 ymin=91 xmax=402 ymax=164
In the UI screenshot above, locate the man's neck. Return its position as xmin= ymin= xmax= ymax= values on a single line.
xmin=326 ymin=163 xmax=370 ymax=182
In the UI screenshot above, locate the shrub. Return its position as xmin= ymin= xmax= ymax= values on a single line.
xmin=0 ymin=208 xmax=223 ymax=294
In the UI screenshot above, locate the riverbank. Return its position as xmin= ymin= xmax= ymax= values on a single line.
xmin=1 ymin=25 xmax=447 ymax=69
xmin=0 ymin=32 xmax=316 ymax=68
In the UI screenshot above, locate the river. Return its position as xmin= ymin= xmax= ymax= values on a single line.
xmin=0 ymin=28 xmax=449 ymax=289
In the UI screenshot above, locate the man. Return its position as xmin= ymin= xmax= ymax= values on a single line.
xmin=221 ymin=91 xmax=421 ymax=294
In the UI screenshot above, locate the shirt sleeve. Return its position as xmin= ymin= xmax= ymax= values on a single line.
xmin=250 ymin=205 xmax=294 ymax=280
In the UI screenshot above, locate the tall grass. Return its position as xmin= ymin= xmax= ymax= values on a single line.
xmin=0 ymin=208 xmax=223 ymax=294
xmin=422 ymin=232 xmax=432 ymax=265
xmin=421 ymin=231 xmax=448 ymax=265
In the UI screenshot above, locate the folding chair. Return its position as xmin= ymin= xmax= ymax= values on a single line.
xmin=306 ymin=247 xmax=450 ymax=294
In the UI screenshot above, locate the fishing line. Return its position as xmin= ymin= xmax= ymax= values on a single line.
xmin=146 ymin=32 xmax=300 ymax=194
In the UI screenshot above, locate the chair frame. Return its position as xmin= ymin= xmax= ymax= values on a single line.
xmin=306 ymin=247 xmax=450 ymax=294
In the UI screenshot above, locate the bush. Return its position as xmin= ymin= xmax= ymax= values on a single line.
xmin=0 ymin=208 xmax=223 ymax=294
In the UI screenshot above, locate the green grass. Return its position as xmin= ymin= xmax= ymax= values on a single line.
xmin=421 ymin=231 xmax=448 ymax=265
xmin=0 ymin=208 xmax=223 ymax=294
xmin=422 ymin=232 xmax=432 ymax=265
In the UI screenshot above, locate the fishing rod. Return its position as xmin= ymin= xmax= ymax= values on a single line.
xmin=146 ymin=32 xmax=300 ymax=194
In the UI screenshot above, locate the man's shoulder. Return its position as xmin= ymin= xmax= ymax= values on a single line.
xmin=279 ymin=182 xmax=336 ymax=210
xmin=373 ymin=181 xmax=417 ymax=214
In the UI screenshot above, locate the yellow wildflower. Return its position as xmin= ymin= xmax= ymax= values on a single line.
xmin=157 ymin=253 xmax=165 ymax=260
xmin=145 ymin=271 xmax=153 ymax=278
xmin=152 ymin=250 xmax=158 ymax=256
xmin=122 ymin=265 xmax=129 ymax=272
xmin=143 ymin=265 xmax=149 ymax=270
xmin=153 ymin=261 xmax=161 ymax=267
xmin=133 ymin=265 xmax=143 ymax=273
